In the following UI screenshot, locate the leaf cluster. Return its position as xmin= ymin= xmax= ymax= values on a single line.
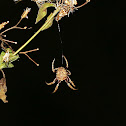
xmin=0 ymin=48 xmax=19 ymax=69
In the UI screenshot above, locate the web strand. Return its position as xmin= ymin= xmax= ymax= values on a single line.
xmin=57 ymin=22 xmax=64 ymax=65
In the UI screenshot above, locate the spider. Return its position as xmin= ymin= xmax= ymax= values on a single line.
xmin=46 ymin=55 xmax=77 ymax=93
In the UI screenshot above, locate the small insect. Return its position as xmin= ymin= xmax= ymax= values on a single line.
xmin=46 ymin=55 xmax=77 ymax=93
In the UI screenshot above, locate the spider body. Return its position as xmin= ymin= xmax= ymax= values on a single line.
xmin=46 ymin=55 xmax=77 ymax=93
xmin=56 ymin=67 xmax=68 ymax=81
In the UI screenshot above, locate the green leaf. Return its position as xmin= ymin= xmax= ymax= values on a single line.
xmin=0 ymin=56 xmax=3 ymax=62
xmin=35 ymin=8 xmax=47 ymax=24
xmin=6 ymin=48 xmax=13 ymax=53
xmin=7 ymin=63 xmax=14 ymax=68
xmin=43 ymin=13 xmax=54 ymax=30
xmin=35 ymin=3 xmax=55 ymax=24
xmin=0 ymin=63 xmax=6 ymax=69
xmin=0 ymin=51 xmax=5 ymax=57
xmin=9 ymin=54 xmax=19 ymax=62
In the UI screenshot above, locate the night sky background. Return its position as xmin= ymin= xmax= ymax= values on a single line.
xmin=0 ymin=0 xmax=125 ymax=126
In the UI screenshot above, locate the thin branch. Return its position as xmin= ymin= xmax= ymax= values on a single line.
xmin=0 ymin=69 xmax=5 ymax=78
xmin=15 ymin=18 xmax=22 ymax=26
xmin=76 ymin=0 xmax=90 ymax=9
xmin=0 ymin=26 xmax=27 ymax=35
xmin=19 ymin=48 xmax=39 ymax=66
xmin=2 ymin=39 xmax=17 ymax=44
xmin=13 ymin=7 xmax=61 ymax=56
xmin=1 ymin=40 xmax=14 ymax=52
xmin=23 ymin=53 xmax=39 ymax=66
xmin=19 ymin=48 xmax=39 ymax=54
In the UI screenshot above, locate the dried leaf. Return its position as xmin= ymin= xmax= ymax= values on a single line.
xmin=35 ymin=2 xmax=55 ymax=24
xmin=0 ymin=77 xmax=8 ymax=103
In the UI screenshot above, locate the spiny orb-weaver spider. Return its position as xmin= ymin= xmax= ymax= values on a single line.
xmin=46 ymin=55 xmax=77 ymax=93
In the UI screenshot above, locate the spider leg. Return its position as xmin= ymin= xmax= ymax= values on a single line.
xmin=62 ymin=55 xmax=68 ymax=68
xmin=52 ymin=58 xmax=56 ymax=72
xmin=67 ymin=82 xmax=77 ymax=90
xmin=46 ymin=78 xmax=57 ymax=85
xmin=67 ymin=70 xmax=71 ymax=75
xmin=52 ymin=80 xmax=61 ymax=93
xmin=65 ymin=78 xmax=77 ymax=90
xmin=68 ymin=77 xmax=76 ymax=87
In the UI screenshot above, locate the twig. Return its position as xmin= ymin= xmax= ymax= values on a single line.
xmin=76 ymin=0 xmax=90 ymax=9
xmin=19 ymin=48 xmax=39 ymax=66
xmin=0 ymin=69 xmax=5 ymax=78
xmin=13 ymin=7 xmax=61 ymax=56
xmin=2 ymin=39 xmax=17 ymax=44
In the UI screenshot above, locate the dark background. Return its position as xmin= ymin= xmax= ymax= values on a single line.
xmin=0 ymin=0 xmax=125 ymax=126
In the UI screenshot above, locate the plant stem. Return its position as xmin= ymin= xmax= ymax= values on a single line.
xmin=13 ymin=7 xmax=60 ymax=56
xmin=0 ymin=19 xmax=22 ymax=35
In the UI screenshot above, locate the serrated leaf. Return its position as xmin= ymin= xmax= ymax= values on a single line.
xmin=7 ymin=63 xmax=14 ymax=68
xmin=43 ymin=13 xmax=54 ymax=30
xmin=35 ymin=3 xmax=55 ymax=24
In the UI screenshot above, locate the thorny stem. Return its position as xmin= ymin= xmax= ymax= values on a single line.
xmin=13 ymin=7 xmax=61 ymax=56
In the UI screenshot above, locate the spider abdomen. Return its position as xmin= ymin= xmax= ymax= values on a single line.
xmin=56 ymin=67 xmax=68 ymax=81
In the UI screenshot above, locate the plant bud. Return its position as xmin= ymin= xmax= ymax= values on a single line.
xmin=0 ymin=21 xmax=9 ymax=30
xmin=21 ymin=7 xmax=31 ymax=19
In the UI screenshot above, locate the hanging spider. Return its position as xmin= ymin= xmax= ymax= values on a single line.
xmin=46 ymin=55 xmax=77 ymax=93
